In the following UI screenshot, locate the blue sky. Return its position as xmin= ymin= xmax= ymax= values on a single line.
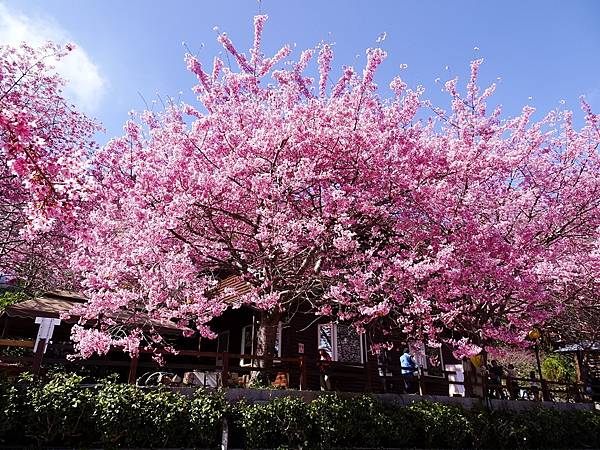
xmin=2 ymin=0 xmax=599 ymax=144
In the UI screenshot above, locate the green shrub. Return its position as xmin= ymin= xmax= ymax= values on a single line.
xmin=20 ymin=372 xmax=94 ymax=446
xmin=380 ymin=401 xmax=424 ymax=448
xmin=568 ymin=409 xmax=600 ymax=449
xmin=238 ymin=396 xmax=312 ymax=448
xmin=542 ymin=354 xmax=576 ymax=383
xmin=2 ymin=371 xmax=600 ymax=449
xmin=408 ymin=401 xmax=474 ymax=449
xmin=141 ymin=388 xmax=191 ymax=448
xmin=92 ymin=381 xmax=228 ymax=448
xmin=309 ymin=394 xmax=393 ymax=448
xmin=0 ymin=378 xmax=20 ymax=441
xmin=473 ymin=408 xmax=538 ymax=449
xmin=308 ymin=394 xmax=350 ymax=447
xmin=0 ymin=290 xmax=28 ymax=311
xmin=189 ymin=388 xmax=229 ymax=447
xmin=472 ymin=407 xmax=600 ymax=449
xmin=93 ymin=378 xmax=148 ymax=447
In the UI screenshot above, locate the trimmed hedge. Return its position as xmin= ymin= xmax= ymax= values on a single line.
xmin=1 ymin=373 xmax=600 ymax=448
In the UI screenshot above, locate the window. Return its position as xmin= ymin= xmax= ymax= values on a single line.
xmin=273 ymin=321 xmax=283 ymax=358
xmin=337 ymin=324 xmax=363 ymax=364
xmin=317 ymin=323 xmax=365 ymax=363
xmin=317 ymin=323 xmax=337 ymax=360
xmin=425 ymin=346 xmax=444 ymax=377
xmin=216 ymin=330 xmax=229 ymax=366
xmin=240 ymin=324 xmax=254 ymax=366
xmin=377 ymin=349 xmax=393 ymax=376
xmin=409 ymin=340 xmax=444 ymax=377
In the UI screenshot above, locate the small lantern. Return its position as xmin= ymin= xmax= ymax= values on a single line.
xmin=527 ymin=329 xmax=541 ymax=340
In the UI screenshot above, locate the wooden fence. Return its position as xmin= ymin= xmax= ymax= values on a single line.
xmin=0 ymin=338 xmax=598 ymax=403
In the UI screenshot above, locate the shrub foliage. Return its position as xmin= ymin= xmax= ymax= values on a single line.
xmin=1 ymin=373 xmax=600 ymax=448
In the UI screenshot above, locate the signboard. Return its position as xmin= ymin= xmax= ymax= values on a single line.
xmin=34 ymin=317 xmax=61 ymax=353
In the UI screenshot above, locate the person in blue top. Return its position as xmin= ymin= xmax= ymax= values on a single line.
xmin=400 ymin=347 xmax=417 ymax=393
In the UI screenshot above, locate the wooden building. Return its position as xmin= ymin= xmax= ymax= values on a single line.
xmin=0 ymin=291 xmax=196 ymax=381
xmin=556 ymin=341 xmax=600 ymax=401
xmin=201 ymin=275 xmax=465 ymax=394
xmin=0 ymin=285 xmax=465 ymax=395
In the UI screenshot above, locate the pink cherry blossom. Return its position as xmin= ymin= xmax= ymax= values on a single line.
xmin=0 ymin=42 xmax=98 ymax=290
xmin=4 ymin=18 xmax=594 ymax=360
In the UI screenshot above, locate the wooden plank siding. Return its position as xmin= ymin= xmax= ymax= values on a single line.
xmin=0 ymin=278 xmax=463 ymax=393
xmin=281 ymin=310 xmax=382 ymax=392
xmin=201 ymin=303 xmax=383 ymax=392
xmin=283 ymin=310 xmax=322 ymax=390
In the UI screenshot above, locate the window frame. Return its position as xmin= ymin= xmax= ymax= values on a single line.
xmin=240 ymin=324 xmax=254 ymax=367
xmin=274 ymin=321 xmax=283 ymax=358
xmin=216 ymin=330 xmax=230 ymax=366
xmin=410 ymin=340 xmax=445 ymax=378
xmin=317 ymin=322 xmax=338 ymax=361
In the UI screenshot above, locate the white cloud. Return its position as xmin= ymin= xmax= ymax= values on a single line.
xmin=585 ymin=87 xmax=600 ymax=105
xmin=0 ymin=3 xmax=106 ymax=112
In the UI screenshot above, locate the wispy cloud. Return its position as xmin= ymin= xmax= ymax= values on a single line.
xmin=584 ymin=87 xmax=600 ymax=106
xmin=0 ymin=3 xmax=106 ymax=112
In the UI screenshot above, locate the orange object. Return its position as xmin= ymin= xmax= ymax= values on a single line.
xmin=272 ymin=372 xmax=289 ymax=388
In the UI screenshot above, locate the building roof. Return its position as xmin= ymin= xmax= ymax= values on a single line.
xmin=2 ymin=291 xmax=185 ymax=334
xmin=555 ymin=341 xmax=600 ymax=353
xmin=213 ymin=275 xmax=253 ymax=303
xmin=3 ymin=291 xmax=85 ymax=320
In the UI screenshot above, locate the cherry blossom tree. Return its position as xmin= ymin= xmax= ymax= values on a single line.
xmin=546 ymin=250 xmax=600 ymax=349
xmin=70 ymin=15 xmax=600 ymax=360
xmin=0 ymin=42 xmax=98 ymax=291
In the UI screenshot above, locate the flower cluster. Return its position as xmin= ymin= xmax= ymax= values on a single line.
xmin=4 ymin=17 xmax=598 ymax=359
xmin=0 ymin=42 xmax=98 ymax=290
xmin=71 ymin=15 xmax=600 ymax=358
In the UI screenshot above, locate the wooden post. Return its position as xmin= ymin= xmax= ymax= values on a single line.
xmin=533 ymin=344 xmax=551 ymax=401
xmin=31 ymin=338 xmax=46 ymax=377
xmin=221 ymin=352 xmax=229 ymax=387
xmin=463 ymin=360 xmax=474 ymax=398
xmin=418 ymin=367 xmax=427 ymax=395
xmin=128 ymin=354 xmax=139 ymax=384
xmin=365 ymin=359 xmax=374 ymax=392
xmin=299 ymin=355 xmax=307 ymax=390
xmin=221 ymin=416 xmax=229 ymax=450
xmin=575 ymin=351 xmax=586 ymax=401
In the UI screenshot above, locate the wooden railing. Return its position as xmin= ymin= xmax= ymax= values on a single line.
xmin=482 ymin=375 xmax=600 ymax=403
xmin=0 ymin=339 xmax=307 ymax=389
xmin=131 ymin=349 xmax=307 ymax=389
xmin=0 ymin=339 xmax=34 ymax=348
xmin=1 ymin=339 xmax=599 ymax=402
xmin=377 ymin=365 xmax=466 ymax=395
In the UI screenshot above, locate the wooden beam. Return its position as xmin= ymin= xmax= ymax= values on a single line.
xmin=299 ymin=355 xmax=307 ymax=390
xmin=31 ymin=338 xmax=46 ymax=377
xmin=128 ymin=354 xmax=139 ymax=384
xmin=0 ymin=339 xmax=34 ymax=348
xmin=221 ymin=352 xmax=229 ymax=387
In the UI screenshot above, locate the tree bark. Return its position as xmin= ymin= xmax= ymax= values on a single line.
xmin=252 ymin=309 xmax=281 ymax=382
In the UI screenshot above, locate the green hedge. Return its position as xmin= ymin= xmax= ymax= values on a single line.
xmin=1 ymin=372 xmax=600 ymax=448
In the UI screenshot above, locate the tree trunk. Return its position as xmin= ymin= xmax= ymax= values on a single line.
xmin=251 ymin=309 xmax=281 ymax=382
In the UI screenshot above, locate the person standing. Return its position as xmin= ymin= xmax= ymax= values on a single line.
xmin=400 ymin=347 xmax=417 ymax=393
xmin=489 ymin=360 xmax=505 ymax=399
xmin=529 ymin=370 xmax=541 ymax=401
xmin=505 ymin=363 xmax=519 ymax=400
